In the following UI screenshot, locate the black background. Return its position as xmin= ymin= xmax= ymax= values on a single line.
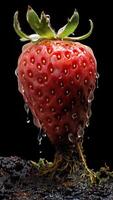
xmin=0 ymin=0 xmax=113 ymax=170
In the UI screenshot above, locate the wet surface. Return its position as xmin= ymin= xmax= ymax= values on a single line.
xmin=0 ymin=156 xmax=113 ymax=200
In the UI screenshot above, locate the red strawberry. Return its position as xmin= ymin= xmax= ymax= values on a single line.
xmin=14 ymin=7 xmax=97 ymax=145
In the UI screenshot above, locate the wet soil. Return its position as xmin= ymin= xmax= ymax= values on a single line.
xmin=0 ymin=156 xmax=113 ymax=200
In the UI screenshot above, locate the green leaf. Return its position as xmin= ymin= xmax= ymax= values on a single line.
xmin=57 ymin=9 xmax=79 ymax=38
xmin=26 ymin=6 xmax=41 ymax=33
xmin=27 ymin=6 xmax=56 ymax=38
xmin=13 ymin=11 xmax=30 ymax=40
xmin=64 ymin=19 xmax=93 ymax=41
xmin=39 ymin=11 xmax=56 ymax=38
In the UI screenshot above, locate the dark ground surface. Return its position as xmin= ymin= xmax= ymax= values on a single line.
xmin=0 ymin=156 xmax=113 ymax=200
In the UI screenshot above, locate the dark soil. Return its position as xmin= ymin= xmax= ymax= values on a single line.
xmin=0 ymin=156 xmax=113 ymax=200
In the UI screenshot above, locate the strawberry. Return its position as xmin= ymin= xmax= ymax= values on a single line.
xmin=14 ymin=7 xmax=97 ymax=145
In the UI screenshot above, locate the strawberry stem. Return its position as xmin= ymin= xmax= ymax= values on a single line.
xmin=13 ymin=6 xmax=94 ymax=43
xmin=26 ymin=6 xmax=56 ymax=38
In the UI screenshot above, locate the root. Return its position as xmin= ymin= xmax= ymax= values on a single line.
xmin=31 ymin=141 xmax=99 ymax=184
xmin=77 ymin=141 xmax=99 ymax=183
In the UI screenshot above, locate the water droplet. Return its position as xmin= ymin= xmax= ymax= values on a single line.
xmin=37 ymin=133 xmax=43 ymax=146
xmin=88 ymin=91 xmax=94 ymax=103
xmin=87 ymin=107 xmax=92 ymax=118
xmin=68 ymin=133 xmax=74 ymax=143
xmin=96 ymin=73 xmax=100 ymax=88
xmin=22 ymin=87 xmax=25 ymax=94
xmin=42 ymin=132 xmax=47 ymax=137
xmin=77 ymin=126 xmax=84 ymax=139
xmin=55 ymin=126 xmax=60 ymax=133
xmin=26 ymin=117 xmax=30 ymax=124
xmin=24 ymin=103 xmax=30 ymax=114
xmin=33 ymin=118 xmax=42 ymax=131
xmin=15 ymin=68 xmax=18 ymax=77
xmin=24 ymin=104 xmax=31 ymax=124
xmin=72 ymin=113 xmax=77 ymax=120
xmin=96 ymin=72 xmax=100 ymax=79
xmin=96 ymin=79 xmax=99 ymax=89
xmin=86 ymin=119 xmax=90 ymax=127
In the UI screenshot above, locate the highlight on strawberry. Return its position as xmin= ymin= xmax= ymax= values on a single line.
xmin=14 ymin=6 xmax=99 ymax=183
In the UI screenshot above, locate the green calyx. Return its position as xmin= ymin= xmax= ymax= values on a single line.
xmin=13 ymin=6 xmax=93 ymax=43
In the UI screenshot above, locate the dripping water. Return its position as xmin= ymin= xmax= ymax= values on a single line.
xmin=37 ymin=125 xmax=47 ymax=157
xmin=87 ymin=106 xmax=92 ymax=118
xmin=24 ymin=103 xmax=31 ymax=124
xmin=85 ymin=119 xmax=90 ymax=127
xmin=68 ymin=133 xmax=74 ymax=143
xmin=42 ymin=132 xmax=47 ymax=138
xmin=37 ymin=129 xmax=43 ymax=157
xmin=88 ymin=91 xmax=94 ymax=103
xmin=77 ymin=126 xmax=84 ymax=139
xmin=26 ymin=117 xmax=30 ymax=124
xmin=86 ymin=103 xmax=92 ymax=127
xmin=37 ymin=131 xmax=42 ymax=145
xmin=24 ymin=103 xmax=30 ymax=114
xmin=96 ymin=72 xmax=100 ymax=89
xmin=15 ymin=68 xmax=18 ymax=77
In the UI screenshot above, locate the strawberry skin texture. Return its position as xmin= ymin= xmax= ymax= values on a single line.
xmin=17 ymin=40 xmax=97 ymax=144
